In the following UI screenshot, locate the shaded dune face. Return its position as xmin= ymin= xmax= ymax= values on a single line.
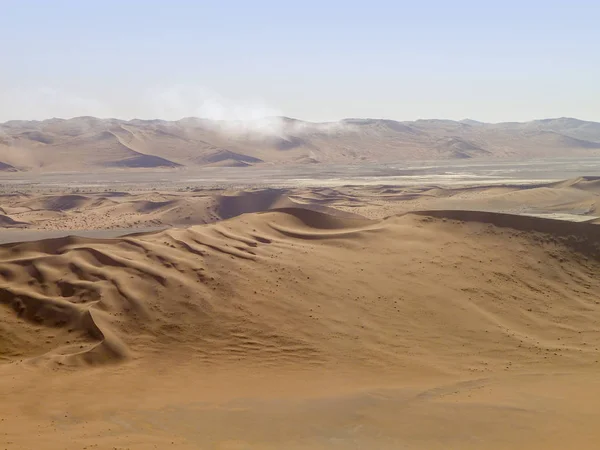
xmin=0 ymin=178 xmax=598 ymax=234
xmin=0 ymin=188 xmax=367 ymax=233
xmin=1 ymin=208 xmax=599 ymax=375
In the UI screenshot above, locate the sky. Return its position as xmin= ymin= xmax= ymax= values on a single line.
xmin=1 ymin=0 xmax=599 ymax=123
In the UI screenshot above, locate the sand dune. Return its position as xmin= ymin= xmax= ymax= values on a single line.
xmin=2 ymin=178 xmax=600 ymax=448
xmin=216 ymin=188 xmax=292 ymax=219
xmin=0 ymin=178 xmax=597 ymax=249
xmin=1 ymin=206 xmax=600 ymax=448
xmin=0 ymin=187 xmax=365 ymax=233
xmin=551 ymin=175 xmax=600 ymax=193
xmin=22 ymin=194 xmax=108 ymax=211
xmin=2 ymin=207 xmax=598 ymax=369
xmin=0 ymin=213 xmax=28 ymax=228
xmin=0 ymin=160 xmax=18 ymax=172
xmin=245 ymin=179 xmax=599 ymax=226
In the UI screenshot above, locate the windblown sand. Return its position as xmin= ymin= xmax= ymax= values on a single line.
xmin=1 ymin=179 xmax=600 ymax=449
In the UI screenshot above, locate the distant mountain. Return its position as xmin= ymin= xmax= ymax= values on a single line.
xmin=0 ymin=116 xmax=599 ymax=171
xmin=522 ymin=118 xmax=600 ymax=143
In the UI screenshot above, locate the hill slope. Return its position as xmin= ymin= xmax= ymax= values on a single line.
xmin=1 ymin=116 xmax=600 ymax=171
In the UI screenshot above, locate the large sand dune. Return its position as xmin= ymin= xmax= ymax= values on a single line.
xmin=1 ymin=199 xmax=600 ymax=448
xmin=0 ymin=177 xmax=598 ymax=236
xmin=2 ymin=208 xmax=598 ymax=368
xmin=0 ymin=187 xmax=366 ymax=235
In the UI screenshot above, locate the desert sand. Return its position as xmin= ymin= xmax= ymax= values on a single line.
xmin=0 ymin=176 xmax=597 ymax=235
xmin=1 ymin=176 xmax=600 ymax=449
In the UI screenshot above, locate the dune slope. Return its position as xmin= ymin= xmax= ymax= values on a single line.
xmin=1 ymin=209 xmax=600 ymax=449
xmin=1 ymin=209 xmax=598 ymax=371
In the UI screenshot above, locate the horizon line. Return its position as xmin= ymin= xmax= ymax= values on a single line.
xmin=1 ymin=115 xmax=597 ymax=127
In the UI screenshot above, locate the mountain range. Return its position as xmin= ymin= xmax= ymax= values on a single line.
xmin=1 ymin=116 xmax=599 ymax=172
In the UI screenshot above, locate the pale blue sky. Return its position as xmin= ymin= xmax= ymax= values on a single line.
xmin=1 ymin=0 xmax=599 ymax=122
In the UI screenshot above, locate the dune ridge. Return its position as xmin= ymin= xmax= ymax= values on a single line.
xmin=2 ymin=197 xmax=600 ymax=448
xmin=1 ymin=207 xmax=598 ymax=372
xmin=410 ymin=209 xmax=600 ymax=257
xmin=0 ymin=188 xmax=368 ymax=234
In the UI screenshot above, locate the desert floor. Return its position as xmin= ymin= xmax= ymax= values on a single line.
xmin=1 ymin=172 xmax=599 ymax=449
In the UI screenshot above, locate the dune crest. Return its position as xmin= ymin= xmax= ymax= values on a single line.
xmin=1 ymin=208 xmax=598 ymax=373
